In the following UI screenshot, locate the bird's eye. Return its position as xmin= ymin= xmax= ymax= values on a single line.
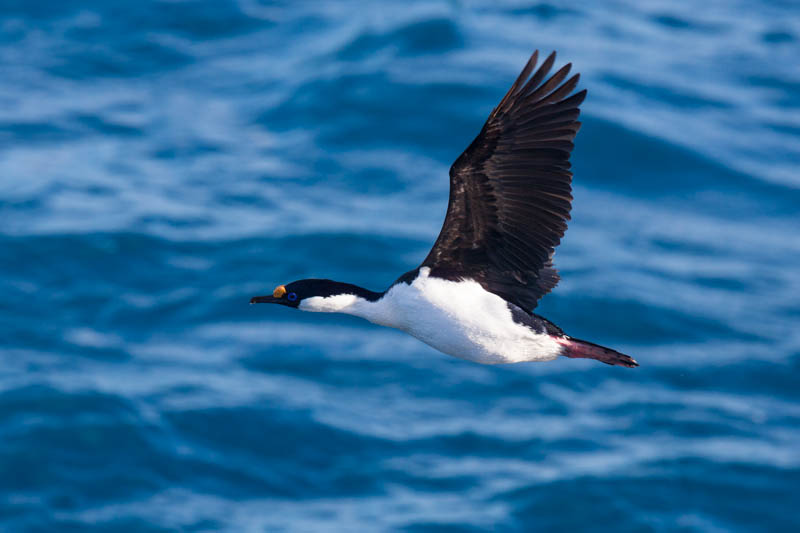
xmin=287 ymin=292 xmax=297 ymax=301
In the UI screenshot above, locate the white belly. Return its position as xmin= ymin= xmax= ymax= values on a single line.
xmin=372 ymin=268 xmax=562 ymax=364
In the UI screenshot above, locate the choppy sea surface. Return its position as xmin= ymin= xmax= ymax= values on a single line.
xmin=2 ymin=1 xmax=799 ymax=531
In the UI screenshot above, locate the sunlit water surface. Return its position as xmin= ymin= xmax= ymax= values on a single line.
xmin=1 ymin=1 xmax=799 ymax=531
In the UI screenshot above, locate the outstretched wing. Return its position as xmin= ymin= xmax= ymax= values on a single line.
xmin=421 ymin=51 xmax=585 ymax=311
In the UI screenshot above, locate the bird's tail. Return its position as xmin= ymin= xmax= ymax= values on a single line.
xmin=558 ymin=336 xmax=638 ymax=367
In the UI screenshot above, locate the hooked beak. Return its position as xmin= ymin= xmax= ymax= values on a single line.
xmin=250 ymin=285 xmax=297 ymax=307
xmin=251 ymin=284 xmax=292 ymax=306
xmin=250 ymin=295 xmax=281 ymax=304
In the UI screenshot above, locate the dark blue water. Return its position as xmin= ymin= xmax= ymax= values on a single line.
xmin=2 ymin=1 xmax=799 ymax=531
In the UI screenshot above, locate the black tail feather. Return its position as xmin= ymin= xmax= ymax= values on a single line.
xmin=560 ymin=337 xmax=638 ymax=367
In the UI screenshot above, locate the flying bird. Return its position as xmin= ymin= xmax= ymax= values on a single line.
xmin=251 ymin=51 xmax=637 ymax=368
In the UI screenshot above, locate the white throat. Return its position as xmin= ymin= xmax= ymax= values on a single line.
xmin=299 ymin=293 xmax=363 ymax=314
xmin=298 ymin=293 xmax=394 ymax=326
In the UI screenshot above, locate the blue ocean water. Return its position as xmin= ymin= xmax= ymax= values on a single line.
xmin=1 ymin=0 xmax=799 ymax=530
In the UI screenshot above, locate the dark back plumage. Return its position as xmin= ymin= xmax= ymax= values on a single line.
xmin=421 ymin=51 xmax=586 ymax=311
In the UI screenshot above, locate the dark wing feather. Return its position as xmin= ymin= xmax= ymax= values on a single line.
xmin=421 ymin=51 xmax=585 ymax=311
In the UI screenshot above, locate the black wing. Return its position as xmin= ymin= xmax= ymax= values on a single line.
xmin=421 ymin=51 xmax=585 ymax=312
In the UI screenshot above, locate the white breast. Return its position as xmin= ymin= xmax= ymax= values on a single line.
xmin=303 ymin=267 xmax=562 ymax=364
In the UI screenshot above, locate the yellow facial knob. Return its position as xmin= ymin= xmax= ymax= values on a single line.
xmin=273 ymin=285 xmax=287 ymax=298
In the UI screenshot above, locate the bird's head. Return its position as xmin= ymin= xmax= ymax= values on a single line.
xmin=250 ymin=279 xmax=382 ymax=313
